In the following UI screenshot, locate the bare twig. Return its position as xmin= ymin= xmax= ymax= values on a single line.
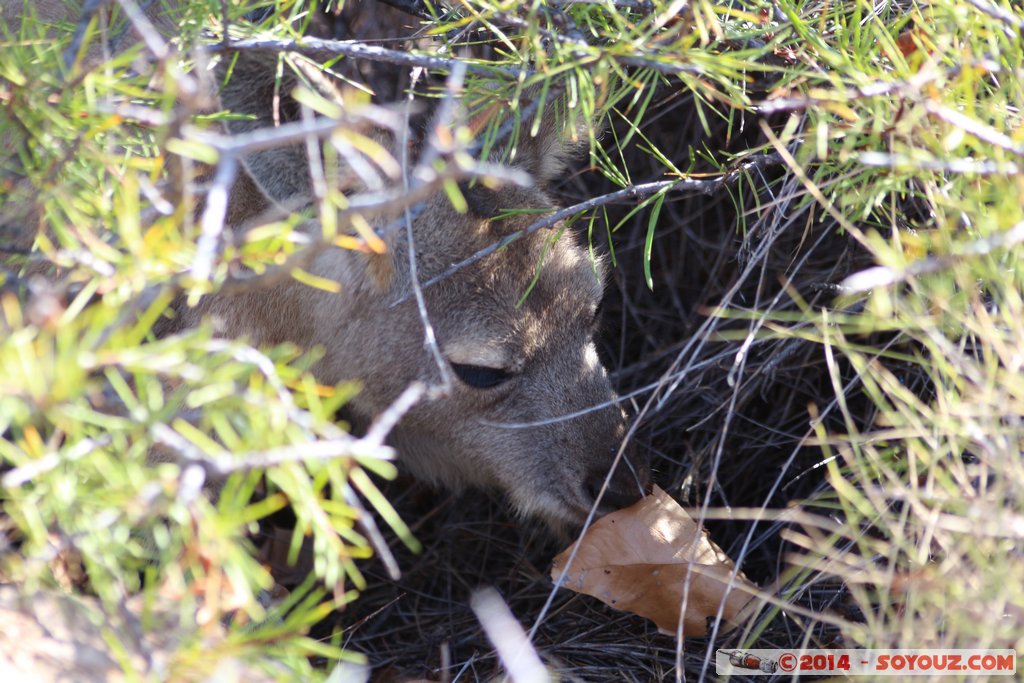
xmin=213 ymin=158 xmax=530 ymax=297
xmin=182 ymin=108 xmax=399 ymax=286
xmin=191 ymin=154 xmax=238 ymax=285
xmin=962 ymin=0 xmax=1024 ymax=35
xmin=925 ymin=101 xmax=1024 ymax=157
xmin=404 ymin=153 xmax=782 ymax=300
xmin=362 ymin=382 xmax=428 ymax=449
xmin=549 ymin=0 xmax=653 ymax=8
xmin=376 ymin=0 xmax=653 ymax=25
xmin=172 ymin=73 xmax=529 ymax=294
xmin=471 ymin=588 xmax=550 ymax=683
xmin=220 ymin=0 xmax=231 ymax=46
xmin=185 ymin=107 xmax=404 ymax=157
xmin=301 ymin=103 xmax=329 ymax=219
xmin=398 ymin=63 xmax=463 ymax=398
xmin=114 ymin=0 xmax=169 ymax=60
xmin=218 ymin=18 xmax=705 ymax=85
xmin=217 ymin=37 xmax=518 ymax=78
xmin=459 ymin=2 xmax=704 ymax=77
xmin=343 ymin=485 xmax=402 ymax=581
xmin=152 ymin=424 xmax=393 ymax=478
xmin=842 ymin=219 xmax=1024 ymax=293
xmin=756 ymin=63 xmax=968 ymax=114
xmin=2 ymin=436 xmax=113 ymax=488
xmin=857 ymin=151 xmax=1020 ymax=176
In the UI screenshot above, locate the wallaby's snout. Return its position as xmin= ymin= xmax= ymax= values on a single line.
xmin=584 ymin=443 xmax=650 ymax=517
xmin=532 ymin=359 xmax=648 ymax=525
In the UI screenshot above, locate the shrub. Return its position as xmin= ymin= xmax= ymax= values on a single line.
xmin=2 ymin=0 xmax=1022 ymax=680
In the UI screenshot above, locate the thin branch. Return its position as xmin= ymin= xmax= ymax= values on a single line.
xmin=2 ymin=436 xmax=113 ymax=488
xmin=926 ymin=101 xmax=1024 ymax=157
xmin=841 ymin=219 xmax=1024 ymax=293
xmin=217 ymin=37 xmax=518 ymax=78
xmin=756 ymin=62 xmax=972 ymax=115
xmin=114 ymin=0 xmax=169 ymax=60
xmin=213 ymin=158 xmax=531 ymax=297
xmin=460 ymin=2 xmax=704 ymax=77
xmin=220 ymin=0 xmax=231 ymax=46
xmin=398 ymin=63 xmax=460 ymax=398
xmin=183 ymin=108 xmax=403 ymax=286
xmin=404 ymin=153 xmax=782 ymax=300
xmin=549 ymin=0 xmax=654 ymax=8
xmin=218 ymin=18 xmax=705 ymax=84
xmin=185 ymin=107 xmax=405 ymax=157
xmin=191 ymin=154 xmax=237 ymax=285
xmin=376 ymin=0 xmax=654 ymax=21
xmin=343 ymin=485 xmax=402 ymax=581
xmin=471 ymin=588 xmax=549 ymax=683
xmin=361 ymin=382 xmax=428 ymax=449
xmin=962 ymin=0 xmax=1024 ymax=35
xmin=857 ymin=151 xmax=1020 ymax=176
xmin=152 ymin=424 xmax=394 ymax=478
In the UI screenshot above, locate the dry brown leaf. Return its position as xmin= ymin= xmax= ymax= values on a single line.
xmin=551 ymin=485 xmax=758 ymax=636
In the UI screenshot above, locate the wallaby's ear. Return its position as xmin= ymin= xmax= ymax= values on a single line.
xmin=470 ymin=88 xmax=590 ymax=188
xmin=510 ymin=106 xmax=589 ymax=187
xmin=215 ymin=47 xmax=408 ymax=294
xmin=216 ymin=50 xmax=402 ymax=226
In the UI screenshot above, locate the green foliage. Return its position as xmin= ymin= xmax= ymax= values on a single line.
xmin=2 ymin=0 xmax=1024 ymax=677
xmin=0 ymin=2 xmax=398 ymax=678
xmin=702 ymin=0 xmax=1024 ymax=655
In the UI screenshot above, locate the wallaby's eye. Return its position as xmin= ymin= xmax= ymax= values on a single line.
xmin=451 ymin=363 xmax=512 ymax=389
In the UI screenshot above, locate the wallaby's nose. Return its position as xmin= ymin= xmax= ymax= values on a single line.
xmin=584 ymin=451 xmax=650 ymax=515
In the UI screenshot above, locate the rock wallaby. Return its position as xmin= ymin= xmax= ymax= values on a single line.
xmin=2 ymin=0 xmax=649 ymax=529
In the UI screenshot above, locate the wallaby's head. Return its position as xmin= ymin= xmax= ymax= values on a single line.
xmin=202 ymin=54 xmax=650 ymax=530
xmin=328 ymin=187 xmax=648 ymax=530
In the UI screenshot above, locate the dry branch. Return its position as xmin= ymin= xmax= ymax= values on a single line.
xmin=409 ymin=152 xmax=783 ymax=298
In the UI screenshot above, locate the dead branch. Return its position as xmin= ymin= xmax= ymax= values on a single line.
xmin=405 ymin=152 xmax=783 ymax=300
xmin=217 ymin=37 xmax=518 ymax=78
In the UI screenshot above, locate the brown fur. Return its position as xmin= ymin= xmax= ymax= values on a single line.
xmin=2 ymin=0 xmax=649 ymax=529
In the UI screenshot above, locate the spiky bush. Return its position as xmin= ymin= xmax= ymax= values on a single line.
xmin=2 ymin=0 xmax=1023 ymax=680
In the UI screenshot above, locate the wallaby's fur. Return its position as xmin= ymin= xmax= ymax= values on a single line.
xmin=2 ymin=0 xmax=648 ymax=529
